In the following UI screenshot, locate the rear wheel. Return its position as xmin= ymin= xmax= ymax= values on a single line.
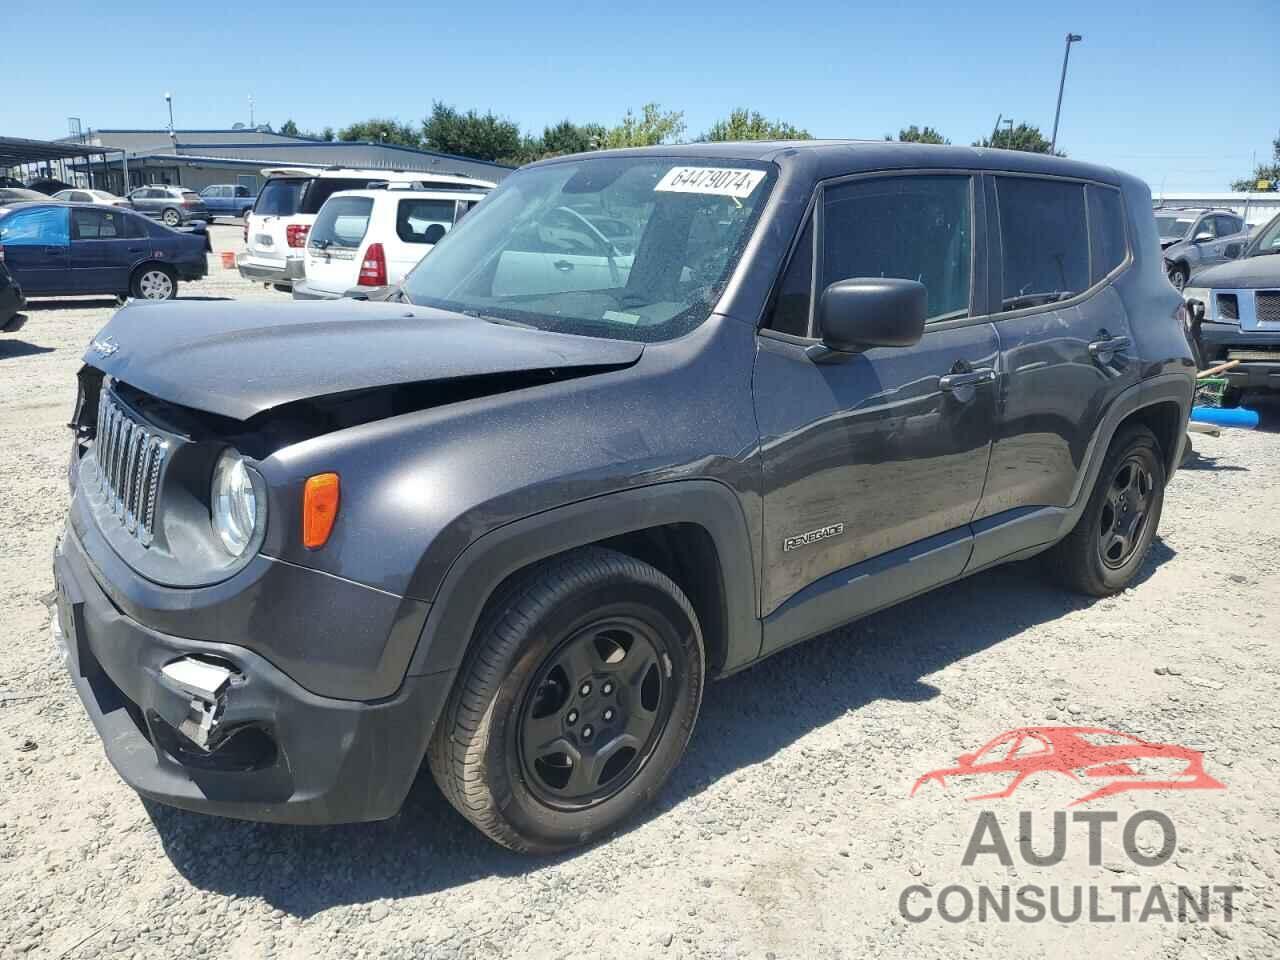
xmin=130 ymin=264 xmax=176 ymax=300
xmin=1045 ymin=424 xmax=1165 ymax=596
xmin=428 ymin=547 xmax=704 ymax=853
xmin=1168 ymin=262 xmax=1189 ymax=291
xmin=161 ymin=207 xmax=181 ymax=227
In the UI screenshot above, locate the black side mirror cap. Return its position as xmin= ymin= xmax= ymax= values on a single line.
xmin=814 ymin=277 xmax=928 ymax=355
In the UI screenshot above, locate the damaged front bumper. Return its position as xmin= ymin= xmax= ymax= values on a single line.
xmin=52 ymin=526 xmax=452 ymax=825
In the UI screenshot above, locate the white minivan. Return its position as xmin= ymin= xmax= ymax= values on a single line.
xmin=292 ymin=185 xmax=489 ymax=300
xmin=238 ymin=168 xmax=494 ymax=292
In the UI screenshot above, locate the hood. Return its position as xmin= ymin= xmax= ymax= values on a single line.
xmin=85 ymin=300 xmax=644 ymax=421
xmin=1187 ymin=254 xmax=1280 ymax=290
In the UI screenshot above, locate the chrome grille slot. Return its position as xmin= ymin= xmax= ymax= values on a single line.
xmin=93 ymin=387 xmax=169 ymax=547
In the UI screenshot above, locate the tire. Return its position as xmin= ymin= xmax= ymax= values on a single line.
xmin=161 ymin=208 xmax=181 ymax=227
xmin=1045 ymin=423 xmax=1166 ymax=596
xmin=1168 ymin=262 xmax=1189 ymax=292
xmin=130 ymin=264 xmax=177 ymax=301
xmin=1219 ymin=387 xmax=1243 ymax=409
xmin=428 ymin=546 xmax=705 ymax=853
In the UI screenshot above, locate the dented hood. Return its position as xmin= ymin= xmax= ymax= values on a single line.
xmin=84 ymin=299 xmax=643 ymax=421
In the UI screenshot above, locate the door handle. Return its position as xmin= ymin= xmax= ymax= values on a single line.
xmin=553 ymin=260 xmax=574 ymax=272
xmin=1088 ymin=335 xmax=1131 ymax=359
xmin=938 ymin=368 xmax=996 ymax=391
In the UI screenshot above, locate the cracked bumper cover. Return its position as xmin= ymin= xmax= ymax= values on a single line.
xmin=52 ymin=527 xmax=452 ymax=825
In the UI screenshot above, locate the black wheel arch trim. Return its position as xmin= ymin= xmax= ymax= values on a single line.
xmin=405 ymin=479 xmax=762 ymax=682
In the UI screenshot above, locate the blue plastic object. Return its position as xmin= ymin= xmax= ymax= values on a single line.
xmin=1190 ymin=406 xmax=1260 ymax=429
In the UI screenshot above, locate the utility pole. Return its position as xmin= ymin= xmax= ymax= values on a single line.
xmin=1050 ymin=33 xmax=1083 ymax=154
xmin=249 ymin=94 xmax=255 ymax=129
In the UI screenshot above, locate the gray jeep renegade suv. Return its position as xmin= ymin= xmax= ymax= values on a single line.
xmin=53 ymin=142 xmax=1195 ymax=852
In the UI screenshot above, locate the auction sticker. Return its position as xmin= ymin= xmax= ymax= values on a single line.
xmin=655 ymin=167 xmax=765 ymax=198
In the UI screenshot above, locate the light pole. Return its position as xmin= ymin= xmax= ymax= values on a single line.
xmin=1050 ymin=33 xmax=1082 ymax=154
xmin=164 ymin=92 xmax=175 ymax=143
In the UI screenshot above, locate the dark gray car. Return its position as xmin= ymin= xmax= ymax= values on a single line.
xmin=1156 ymin=206 xmax=1251 ymax=290
xmin=126 ymin=184 xmax=210 ymax=227
xmin=53 ymin=142 xmax=1194 ymax=853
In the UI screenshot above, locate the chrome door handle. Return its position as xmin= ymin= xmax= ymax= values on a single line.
xmin=1088 ymin=335 xmax=1131 ymax=359
xmin=553 ymin=260 xmax=574 ymax=272
xmin=939 ymin=368 xmax=996 ymax=391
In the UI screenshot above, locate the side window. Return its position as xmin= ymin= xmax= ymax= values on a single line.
xmin=72 ymin=191 xmax=92 ymax=203
xmin=396 ymin=198 xmax=457 ymax=244
xmin=1216 ymin=215 xmax=1241 ymax=237
xmin=1087 ymin=185 xmax=1127 ymax=283
xmin=71 ymin=208 xmax=127 ymax=240
xmin=235 ymin=186 xmax=250 ymax=197
xmin=822 ymin=175 xmax=972 ymax=323
xmin=995 ymin=177 xmax=1089 ymax=310
xmin=123 ymin=214 xmax=148 ymax=239
xmin=766 ymin=213 xmax=814 ymax=337
xmin=1193 ymin=217 xmax=1215 ymax=240
xmin=0 ymin=207 xmax=69 ymax=245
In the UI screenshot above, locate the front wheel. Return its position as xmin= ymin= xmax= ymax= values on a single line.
xmin=161 ymin=208 xmax=181 ymax=227
xmin=131 ymin=264 xmax=176 ymax=300
xmin=1168 ymin=263 xmax=1189 ymax=291
xmin=428 ymin=547 xmax=704 ymax=853
xmin=1045 ymin=424 xmax=1166 ymax=596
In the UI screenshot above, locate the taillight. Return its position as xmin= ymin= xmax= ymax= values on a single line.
xmin=286 ymin=224 xmax=310 ymax=248
xmin=358 ymin=243 xmax=387 ymax=286
xmin=0 ymin=245 xmax=5 ymax=263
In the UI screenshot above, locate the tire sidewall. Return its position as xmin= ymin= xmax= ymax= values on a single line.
xmin=484 ymin=577 xmax=703 ymax=850
xmin=162 ymin=208 xmax=181 ymax=227
xmin=131 ymin=265 xmax=176 ymax=300
xmin=1080 ymin=430 xmax=1165 ymax=592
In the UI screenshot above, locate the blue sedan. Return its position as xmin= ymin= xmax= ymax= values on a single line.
xmin=0 ymin=202 xmax=209 ymax=301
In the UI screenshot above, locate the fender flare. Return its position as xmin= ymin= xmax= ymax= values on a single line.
xmin=1057 ymin=372 xmax=1193 ymax=538
xmin=405 ymin=479 xmax=762 ymax=680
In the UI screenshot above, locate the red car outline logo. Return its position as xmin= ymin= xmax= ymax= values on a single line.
xmin=911 ymin=726 xmax=1225 ymax=805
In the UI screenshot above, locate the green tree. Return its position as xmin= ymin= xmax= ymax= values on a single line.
xmin=888 ymin=125 xmax=949 ymax=145
xmin=421 ymin=102 xmax=522 ymax=162
xmin=318 ymin=126 xmax=335 ymax=142
xmin=1231 ymin=131 xmax=1280 ymax=191
xmin=539 ymin=120 xmax=607 ymax=157
xmin=279 ymin=118 xmax=300 ymax=137
xmin=603 ymin=104 xmax=685 ymax=149
xmin=972 ymin=122 xmax=1062 ymax=155
xmin=700 ymin=108 xmax=811 ymax=142
xmin=337 ymin=118 xmax=420 ymax=147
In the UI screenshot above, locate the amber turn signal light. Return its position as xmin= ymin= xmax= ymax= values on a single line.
xmin=302 ymin=473 xmax=340 ymax=549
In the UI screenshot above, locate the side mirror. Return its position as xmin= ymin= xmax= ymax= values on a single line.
xmin=815 ymin=278 xmax=927 ymax=355
xmin=1192 ymin=231 xmax=1214 ymax=244
xmin=1223 ymin=242 xmax=1243 ymax=259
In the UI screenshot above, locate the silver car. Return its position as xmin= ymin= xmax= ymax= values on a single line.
xmin=125 ymin=185 xmax=210 ymax=227
xmin=1157 ymin=207 xmax=1251 ymax=290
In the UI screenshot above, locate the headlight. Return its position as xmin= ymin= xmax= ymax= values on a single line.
xmin=211 ymin=450 xmax=259 ymax=556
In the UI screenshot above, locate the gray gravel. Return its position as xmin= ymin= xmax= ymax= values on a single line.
xmin=1 ymin=224 xmax=1278 ymax=958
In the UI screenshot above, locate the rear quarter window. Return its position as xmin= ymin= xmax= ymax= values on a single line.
xmin=1087 ymin=185 xmax=1128 ymax=283
xmin=309 ymin=196 xmax=374 ymax=248
xmin=255 ymin=178 xmax=309 ymax=216
xmin=396 ymin=198 xmax=456 ymax=244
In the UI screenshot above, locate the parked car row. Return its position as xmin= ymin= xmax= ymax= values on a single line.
xmin=1156 ymin=206 xmax=1252 ymax=290
xmin=237 ymin=167 xmax=493 ymax=292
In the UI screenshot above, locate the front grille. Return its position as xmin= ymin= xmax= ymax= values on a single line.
xmin=1257 ymin=291 xmax=1280 ymax=325
xmin=1217 ymin=293 xmax=1239 ymax=321
xmin=94 ymin=387 xmax=169 ymax=547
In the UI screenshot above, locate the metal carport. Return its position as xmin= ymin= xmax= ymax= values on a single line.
xmin=0 ymin=135 xmax=127 ymax=191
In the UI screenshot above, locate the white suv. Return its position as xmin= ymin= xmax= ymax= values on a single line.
xmin=291 ymin=184 xmax=490 ymax=300
xmin=238 ymin=167 xmax=494 ymax=292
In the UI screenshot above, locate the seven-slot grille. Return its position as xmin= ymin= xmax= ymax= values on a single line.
xmin=94 ymin=387 xmax=168 ymax=547
xmin=1257 ymin=291 xmax=1280 ymax=325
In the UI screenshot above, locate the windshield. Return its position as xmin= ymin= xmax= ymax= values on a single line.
xmin=400 ymin=156 xmax=775 ymax=343
xmin=1246 ymin=214 xmax=1280 ymax=257
xmin=1155 ymin=215 xmax=1194 ymax=240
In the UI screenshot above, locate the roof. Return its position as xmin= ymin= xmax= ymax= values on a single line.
xmin=526 ymin=139 xmax=1125 ymax=186
xmin=0 ymin=135 xmax=118 ymax=168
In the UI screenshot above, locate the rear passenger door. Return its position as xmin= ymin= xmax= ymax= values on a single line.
xmin=69 ymin=207 xmax=140 ymax=294
xmin=754 ymin=173 xmax=999 ymax=650
xmin=971 ymin=175 xmax=1139 ymax=566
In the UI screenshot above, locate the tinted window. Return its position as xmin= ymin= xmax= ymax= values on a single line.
xmin=255 ymin=178 xmax=308 ymax=216
xmin=235 ymin=186 xmax=250 ymax=197
xmin=822 ymin=175 xmax=971 ymax=322
xmin=123 ymin=213 xmax=148 ymax=239
xmin=768 ymin=214 xmax=814 ymax=336
xmin=309 ymin=196 xmax=373 ymax=249
xmin=396 ymin=198 xmax=456 ymax=243
xmin=181 ymin=191 xmax=201 ymax=203
xmin=72 ymin=191 xmax=93 ymax=203
xmin=302 ymin=178 xmax=377 ymax=215
xmin=996 ymin=177 xmax=1088 ymax=310
xmin=1215 ymin=215 xmax=1242 ymax=237
xmin=1087 ymin=185 xmax=1127 ymax=283
xmin=71 ymin=208 xmax=129 ymax=240
xmin=0 ymin=206 xmax=69 ymax=245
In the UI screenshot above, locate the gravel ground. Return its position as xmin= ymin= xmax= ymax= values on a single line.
xmin=1 ymin=223 xmax=1278 ymax=959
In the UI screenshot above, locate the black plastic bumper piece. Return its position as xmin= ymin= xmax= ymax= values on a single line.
xmin=54 ymin=527 xmax=453 ymax=825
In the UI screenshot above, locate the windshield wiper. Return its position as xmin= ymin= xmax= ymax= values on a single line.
xmin=460 ymin=309 xmax=536 ymax=330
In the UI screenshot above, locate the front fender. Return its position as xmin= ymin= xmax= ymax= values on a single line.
xmin=404 ymin=479 xmax=762 ymax=681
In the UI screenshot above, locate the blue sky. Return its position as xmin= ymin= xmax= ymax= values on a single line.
xmin=9 ymin=0 xmax=1277 ymax=192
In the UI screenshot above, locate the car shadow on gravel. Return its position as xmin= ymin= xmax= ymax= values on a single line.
xmin=0 ymin=339 xmax=55 ymax=360
xmin=147 ymin=542 xmax=1175 ymax=914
